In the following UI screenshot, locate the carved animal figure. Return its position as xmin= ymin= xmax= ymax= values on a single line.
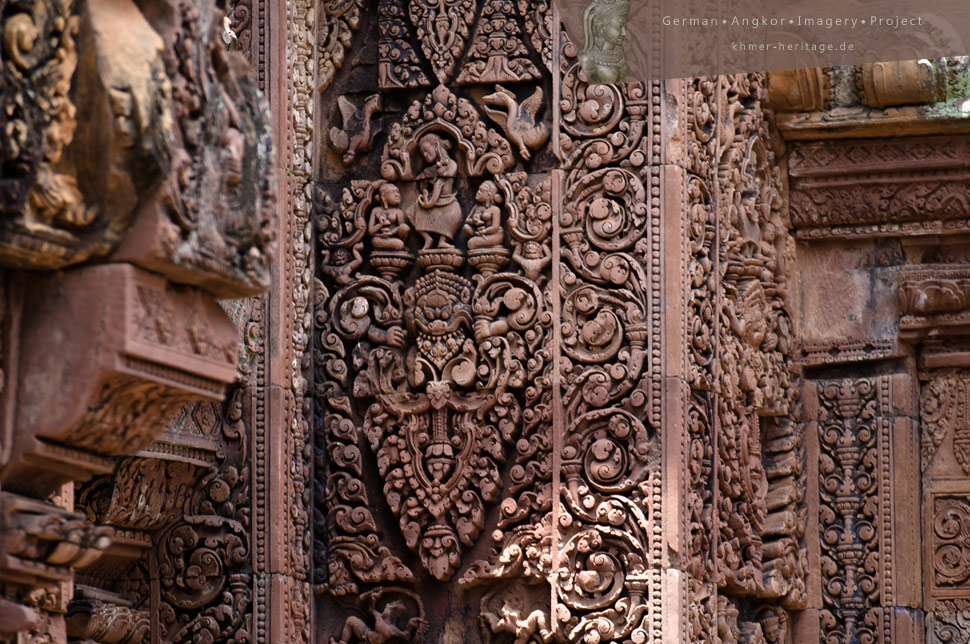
xmin=330 ymin=94 xmax=382 ymax=165
xmin=481 ymin=86 xmax=548 ymax=161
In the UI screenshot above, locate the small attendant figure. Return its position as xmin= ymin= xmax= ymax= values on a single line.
xmin=368 ymin=183 xmax=410 ymax=251
xmin=464 ymin=180 xmax=504 ymax=250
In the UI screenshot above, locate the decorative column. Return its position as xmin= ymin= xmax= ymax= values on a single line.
xmin=0 ymin=0 xmax=275 ymax=640
xmin=773 ymin=58 xmax=970 ymax=644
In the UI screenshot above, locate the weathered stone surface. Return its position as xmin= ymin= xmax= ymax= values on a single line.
xmin=2 ymin=0 xmax=970 ymax=641
xmin=0 ymin=0 xmax=274 ymax=637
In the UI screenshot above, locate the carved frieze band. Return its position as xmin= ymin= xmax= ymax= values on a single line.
xmin=900 ymin=266 xmax=970 ymax=341
xmin=788 ymin=136 xmax=970 ymax=240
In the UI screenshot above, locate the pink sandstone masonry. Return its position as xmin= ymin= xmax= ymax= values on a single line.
xmin=0 ymin=1 xmax=968 ymax=643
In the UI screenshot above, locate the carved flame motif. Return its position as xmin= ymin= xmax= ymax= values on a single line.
xmin=365 ymin=393 xmax=518 ymax=580
xmin=818 ymin=378 xmax=881 ymax=644
xmin=408 ymin=0 xmax=476 ymax=83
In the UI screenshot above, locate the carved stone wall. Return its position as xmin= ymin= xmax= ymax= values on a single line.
xmin=3 ymin=0 xmax=970 ymax=642
xmin=0 ymin=0 xmax=275 ymax=640
xmin=310 ymin=5 xmax=807 ymax=643
xmin=775 ymin=58 xmax=970 ymax=644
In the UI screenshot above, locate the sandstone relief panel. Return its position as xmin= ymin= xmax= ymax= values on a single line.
xmin=313 ymin=1 xmax=558 ymax=634
xmin=3 ymin=0 xmax=967 ymax=641
xmin=311 ymin=4 xmax=805 ymax=642
xmin=0 ymin=0 xmax=274 ymax=639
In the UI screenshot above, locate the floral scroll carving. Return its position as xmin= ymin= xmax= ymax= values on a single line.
xmin=153 ymin=393 xmax=254 ymax=643
xmin=318 ymin=0 xmax=364 ymax=92
xmin=314 ymin=5 xmax=804 ymax=644
xmin=932 ymin=496 xmax=970 ymax=589
xmin=316 ymin=0 xmax=552 ymax=606
xmin=932 ymin=600 xmax=970 ymax=644
xmin=788 ymin=136 xmax=970 ymax=240
xmin=377 ymin=0 xmax=430 ymax=89
xmin=680 ymin=71 xmax=803 ymax=642
xmin=530 ymin=36 xmax=661 ymax=643
xmin=817 ymin=378 xmax=885 ymax=644
xmin=319 ymin=149 xmax=549 ymax=582
xmin=921 ymin=375 xmax=970 ymax=474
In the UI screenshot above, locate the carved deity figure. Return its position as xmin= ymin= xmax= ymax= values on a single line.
xmin=482 ymin=604 xmax=554 ymax=644
xmin=412 ymin=133 xmax=463 ymax=249
xmin=579 ymin=0 xmax=630 ymax=84
xmin=369 ymin=183 xmax=410 ymax=251
xmin=513 ymin=239 xmax=551 ymax=281
xmin=329 ymin=598 xmax=427 ymax=644
xmin=464 ymin=180 xmax=504 ymax=250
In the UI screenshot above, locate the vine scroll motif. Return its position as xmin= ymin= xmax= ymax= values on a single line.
xmin=817 ymin=378 xmax=886 ymax=644
xmin=681 ymin=71 xmax=804 ymax=642
xmin=549 ymin=33 xmax=661 ymax=643
xmin=154 ymin=393 xmax=254 ymax=643
xmin=314 ymin=6 xmax=804 ymax=644
xmin=933 ymin=495 xmax=970 ymax=589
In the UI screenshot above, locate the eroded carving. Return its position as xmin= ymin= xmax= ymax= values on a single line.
xmin=329 ymin=588 xmax=426 ymax=644
xmin=933 ymin=600 xmax=970 ymax=644
xmin=330 ymin=94 xmax=382 ymax=166
xmin=921 ymin=375 xmax=970 ymax=474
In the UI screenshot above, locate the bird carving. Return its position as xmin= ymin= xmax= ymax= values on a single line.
xmin=329 ymin=94 xmax=382 ymax=166
xmin=481 ymin=85 xmax=548 ymax=161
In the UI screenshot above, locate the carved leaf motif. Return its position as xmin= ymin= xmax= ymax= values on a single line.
xmin=933 ymin=600 xmax=970 ymax=644
xmin=688 ymin=392 xmax=715 ymax=580
xmin=549 ymin=52 xmax=661 ymax=642
xmin=788 ymin=137 xmax=970 ymax=236
xmin=817 ymin=378 xmax=882 ymax=644
xmin=318 ymin=0 xmax=364 ymax=92
xmin=456 ymin=0 xmax=539 ymax=85
xmin=379 ymin=0 xmax=431 ymax=89
xmin=517 ymin=0 xmax=552 ymax=70
xmin=408 ymin=0 xmax=476 ymax=83
xmin=139 ymin=393 xmax=254 ymax=643
xmin=933 ymin=497 xmax=970 ymax=587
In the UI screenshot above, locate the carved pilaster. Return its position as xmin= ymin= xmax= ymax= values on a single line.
xmin=0 ymin=0 xmax=274 ymax=639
